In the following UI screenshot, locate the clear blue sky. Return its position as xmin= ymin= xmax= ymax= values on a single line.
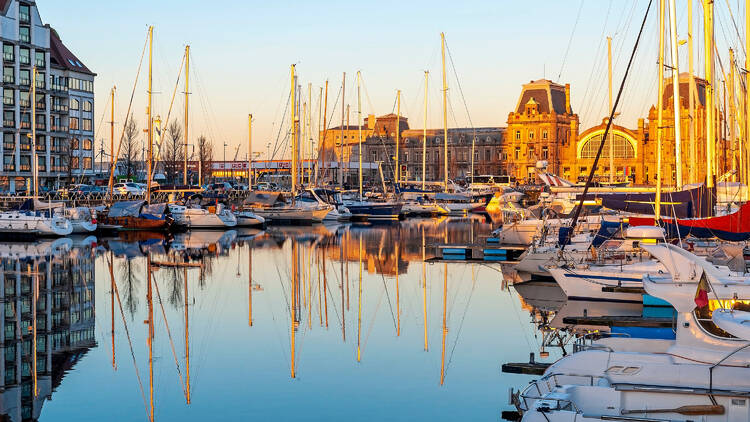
xmin=39 ymin=0 xmax=744 ymax=160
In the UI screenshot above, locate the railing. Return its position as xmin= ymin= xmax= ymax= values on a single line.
xmin=51 ymin=84 xmax=67 ymax=93
xmin=19 ymin=121 xmax=29 ymax=129
xmin=19 ymin=142 xmax=30 ymax=150
xmin=3 ymin=75 xmax=13 ymax=84
xmin=51 ymin=165 xmax=65 ymax=172
xmin=50 ymin=146 xmax=62 ymax=153
xmin=50 ymin=125 xmax=67 ymax=132
xmin=52 ymin=104 xmax=68 ymax=113
xmin=37 ymin=165 xmax=45 ymax=172
xmin=35 ymin=81 xmax=45 ymax=90
xmin=3 ymin=120 xmax=14 ymax=128
xmin=35 ymin=122 xmax=45 ymax=130
xmin=3 ymin=52 xmax=13 ymax=62
xmin=19 ymin=99 xmax=29 ymax=108
xmin=18 ymin=164 xmax=30 ymax=171
xmin=35 ymin=144 xmax=45 ymax=152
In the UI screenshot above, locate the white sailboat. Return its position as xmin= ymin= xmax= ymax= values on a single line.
xmin=168 ymin=203 xmax=237 ymax=229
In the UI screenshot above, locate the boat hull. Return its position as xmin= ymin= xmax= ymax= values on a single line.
xmin=346 ymin=203 xmax=403 ymax=221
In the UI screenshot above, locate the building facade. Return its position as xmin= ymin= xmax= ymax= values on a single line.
xmin=0 ymin=0 xmax=95 ymax=193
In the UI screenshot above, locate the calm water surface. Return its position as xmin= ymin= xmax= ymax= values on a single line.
xmin=6 ymin=217 xmax=561 ymax=421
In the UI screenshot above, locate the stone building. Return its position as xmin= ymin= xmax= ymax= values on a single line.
xmin=504 ymin=79 xmax=579 ymax=182
xmin=320 ymin=113 xmax=408 ymax=166
xmin=0 ymin=0 xmax=95 ymax=193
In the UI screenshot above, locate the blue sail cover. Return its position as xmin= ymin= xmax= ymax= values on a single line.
xmin=583 ymin=185 xmax=713 ymax=219
xmin=592 ymin=220 xmax=628 ymax=247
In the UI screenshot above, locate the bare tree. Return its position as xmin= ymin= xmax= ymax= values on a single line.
xmin=197 ymin=135 xmax=213 ymax=184
xmin=161 ymin=121 xmax=184 ymax=184
xmin=119 ymin=117 xmax=141 ymax=181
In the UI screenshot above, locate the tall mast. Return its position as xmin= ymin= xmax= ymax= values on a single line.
xmin=395 ymin=90 xmax=401 ymax=185
xmin=745 ymin=0 xmax=750 ymax=193
xmin=146 ymin=26 xmax=154 ymax=204
xmin=730 ymin=49 xmax=737 ymax=181
xmin=688 ymin=0 xmax=696 ymax=185
xmin=339 ymin=73 xmax=345 ymax=187
xmin=668 ymin=0 xmax=682 ymax=188
xmin=608 ymin=36 xmax=614 ymax=184
xmin=655 ymin=0 xmax=665 ymax=220
xmin=423 ymin=71 xmax=428 ymax=190
xmin=110 ymin=87 xmax=115 ymax=181
xmin=302 ymin=101 xmax=307 ymax=186
xmin=440 ymin=263 xmax=447 ymax=386
xmin=32 ymin=66 xmax=37 ymax=197
xmin=441 ymin=32 xmax=449 ymax=192
xmin=704 ymin=0 xmax=715 ymax=189
xmin=357 ymin=71 xmax=363 ymax=199
xmin=307 ymin=82 xmax=313 ymax=186
xmin=147 ymin=255 xmax=154 ymax=422
xmin=253 ymin=113 xmax=256 ymax=190
xmin=317 ymin=84 xmax=325 ymax=186
xmin=291 ymin=65 xmax=298 ymax=196
xmin=184 ymin=45 xmax=190 ymax=185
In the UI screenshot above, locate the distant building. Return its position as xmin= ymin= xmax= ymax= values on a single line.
xmin=0 ymin=0 xmax=95 ymax=193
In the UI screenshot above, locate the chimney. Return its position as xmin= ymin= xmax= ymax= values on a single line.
xmin=367 ymin=114 xmax=376 ymax=130
xmin=565 ymin=84 xmax=571 ymax=114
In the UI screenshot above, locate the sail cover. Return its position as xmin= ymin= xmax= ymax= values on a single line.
xmin=107 ymin=201 xmax=145 ymax=218
xmin=587 ymin=185 xmax=712 ymax=219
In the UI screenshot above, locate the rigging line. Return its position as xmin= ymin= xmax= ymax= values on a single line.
xmin=152 ymin=276 xmax=188 ymax=401
xmin=565 ymin=0 xmax=654 ymax=248
xmin=154 ymin=51 xmax=186 ymax=163
xmin=108 ymin=30 xmax=149 ymax=196
xmin=94 ymin=90 xmax=112 ymax=148
xmin=361 ymin=281 xmax=386 ymax=353
xmin=722 ymin=0 xmax=746 ymax=57
xmin=580 ymin=0 xmax=614 ymax=122
xmin=444 ymin=42 xmax=474 ymax=130
xmin=557 ymin=0 xmax=586 ymax=82
xmin=381 ymin=273 xmax=397 ymax=331
xmin=271 ymin=90 xmax=291 ymax=160
xmin=112 ymin=269 xmax=150 ymax=422
xmin=445 ymin=267 xmax=477 ymax=375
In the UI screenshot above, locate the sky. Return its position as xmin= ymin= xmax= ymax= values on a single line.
xmin=38 ymin=0 xmax=747 ymax=161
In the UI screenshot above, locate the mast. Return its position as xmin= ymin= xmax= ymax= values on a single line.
xmin=317 ymin=83 xmax=326 ymax=186
xmin=184 ymin=45 xmax=190 ymax=185
xmin=441 ymin=33 xmax=449 ymax=192
xmin=339 ymin=73 xmax=345 ymax=187
xmin=31 ymin=260 xmax=37 ymax=395
xmin=668 ymin=0 xmax=682 ymax=188
xmin=110 ymin=87 xmax=116 ymax=184
xmin=356 ymin=234 xmax=362 ymax=362
xmin=291 ymin=241 xmax=298 ymax=378
xmin=655 ymin=0 xmax=665 ymax=220
xmin=745 ymin=0 xmax=750 ymax=194
xmin=147 ymin=255 xmax=155 ymax=422
xmin=423 ymin=71 xmax=428 ymax=190
xmin=291 ymin=65 xmax=298 ymax=197
xmin=32 ymin=66 xmax=37 ymax=197
xmin=146 ymin=26 xmax=153 ymax=204
xmin=688 ymin=0 xmax=696 ymax=185
xmin=248 ymin=114 xmax=252 ymax=189
xmin=704 ymin=0 xmax=715 ymax=190
xmin=307 ymin=82 xmax=313 ymax=185
xmin=395 ymin=90 xmax=401 ymax=185
xmin=608 ymin=36 xmax=614 ymax=184
xmin=440 ymin=263 xmax=447 ymax=386
xmin=730 ymin=49 xmax=737 ymax=182
xmin=357 ymin=71 xmax=363 ymax=199
xmin=395 ymin=243 xmax=400 ymax=337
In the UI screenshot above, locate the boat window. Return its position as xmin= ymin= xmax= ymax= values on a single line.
xmin=693 ymin=300 xmax=750 ymax=339
xmin=621 ymin=367 xmax=640 ymax=375
xmin=604 ymin=366 xmax=624 ymax=373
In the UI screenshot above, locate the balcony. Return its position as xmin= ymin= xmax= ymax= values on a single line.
xmin=3 ymin=120 xmax=14 ymax=128
xmin=50 ymin=145 xmax=62 ymax=153
xmin=52 ymin=104 xmax=68 ymax=113
xmin=37 ymin=165 xmax=45 ymax=172
xmin=51 ymin=165 xmax=65 ymax=172
xmin=18 ymin=164 xmax=30 ymax=171
xmin=19 ymin=99 xmax=29 ymax=108
xmin=19 ymin=142 xmax=30 ymax=151
xmin=19 ymin=78 xmax=29 ymax=86
xmin=3 ymin=75 xmax=14 ymax=84
xmin=2 ymin=164 xmax=14 ymax=172
xmin=3 ymin=53 xmax=14 ymax=62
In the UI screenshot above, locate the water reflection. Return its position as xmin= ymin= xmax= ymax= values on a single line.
xmin=13 ymin=215 xmax=556 ymax=421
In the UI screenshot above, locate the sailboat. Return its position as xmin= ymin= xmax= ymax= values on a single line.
xmin=168 ymin=201 xmax=237 ymax=229
xmin=0 ymin=198 xmax=73 ymax=238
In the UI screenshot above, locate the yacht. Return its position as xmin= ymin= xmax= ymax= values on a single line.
xmin=234 ymin=210 xmax=266 ymax=228
xmin=63 ymin=207 xmax=97 ymax=233
xmin=0 ymin=209 xmax=73 ymax=237
xmin=512 ymin=244 xmax=750 ymax=422
xmin=168 ymin=203 xmax=237 ymax=229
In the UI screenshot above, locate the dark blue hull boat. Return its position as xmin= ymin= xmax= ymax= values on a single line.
xmin=345 ymin=202 xmax=403 ymax=221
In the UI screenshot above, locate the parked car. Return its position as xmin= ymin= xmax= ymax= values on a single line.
xmin=255 ymin=182 xmax=278 ymax=191
xmin=209 ymin=182 xmax=233 ymax=193
xmin=113 ymin=182 xmax=145 ymax=196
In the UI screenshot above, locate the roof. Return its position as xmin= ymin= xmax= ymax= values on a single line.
xmin=662 ymin=73 xmax=707 ymax=108
xmin=49 ymin=27 xmax=95 ymax=76
xmin=0 ymin=0 xmax=9 ymax=15
xmin=514 ymin=79 xmax=570 ymax=115
xmin=326 ymin=125 xmax=372 ymax=131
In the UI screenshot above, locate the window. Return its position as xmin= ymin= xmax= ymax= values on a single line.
xmin=19 ymin=27 xmax=30 ymax=43
xmin=83 ymin=157 xmax=92 ymax=170
xmin=3 ymin=133 xmax=13 ymax=149
xmin=515 ymin=130 xmax=520 ymax=140
xmin=35 ymin=72 xmax=44 ymax=89
xmin=37 ymin=155 xmax=45 ymax=171
xmin=19 ymin=91 xmax=29 ymax=108
xmin=70 ymin=98 xmax=79 ymax=110
xmin=34 ymin=51 xmax=44 ymax=68
xmin=3 ymin=67 xmax=13 ymax=83
xmin=71 ymin=156 xmax=79 ymax=169
xmin=71 ymin=138 xmax=79 ymax=150
xmin=541 ymin=146 xmax=549 ymax=160
xmin=19 ymin=69 xmax=29 ymax=86
xmin=474 ymin=150 xmax=479 ymax=162
xmin=3 ymin=89 xmax=13 ymax=106
xmin=528 ymin=130 xmax=535 ymax=140
xmin=18 ymin=4 xmax=30 ymax=23
xmin=19 ymin=155 xmax=30 ymax=171
xmin=3 ymin=154 xmax=13 ymax=171
xmin=82 ymin=119 xmax=92 ymax=132
xmin=3 ymin=110 xmax=14 ymax=127
xmin=19 ymin=48 xmax=29 ymax=65
xmin=83 ymin=101 xmax=92 ymax=112
xmin=82 ymin=138 xmax=92 ymax=150
xmin=484 ymin=149 xmax=490 ymax=161
xmin=529 ymin=147 xmax=535 ymax=158
xmin=69 ymin=117 xmax=79 ymax=130
xmin=514 ymin=147 xmax=521 ymax=160
xmin=35 ymin=93 xmax=44 ymax=110
xmin=542 ymin=130 xmax=548 ymax=140
xmin=579 ymin=133 xmax=636 ymax=159
xmin=3 ymin=44 xmax=13 ymax=62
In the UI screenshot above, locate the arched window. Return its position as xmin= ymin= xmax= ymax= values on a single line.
xmin=70 ymin=98 xmax=79 ymax=110
xmin=579 ymin=133 xmax=635 ymax=159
